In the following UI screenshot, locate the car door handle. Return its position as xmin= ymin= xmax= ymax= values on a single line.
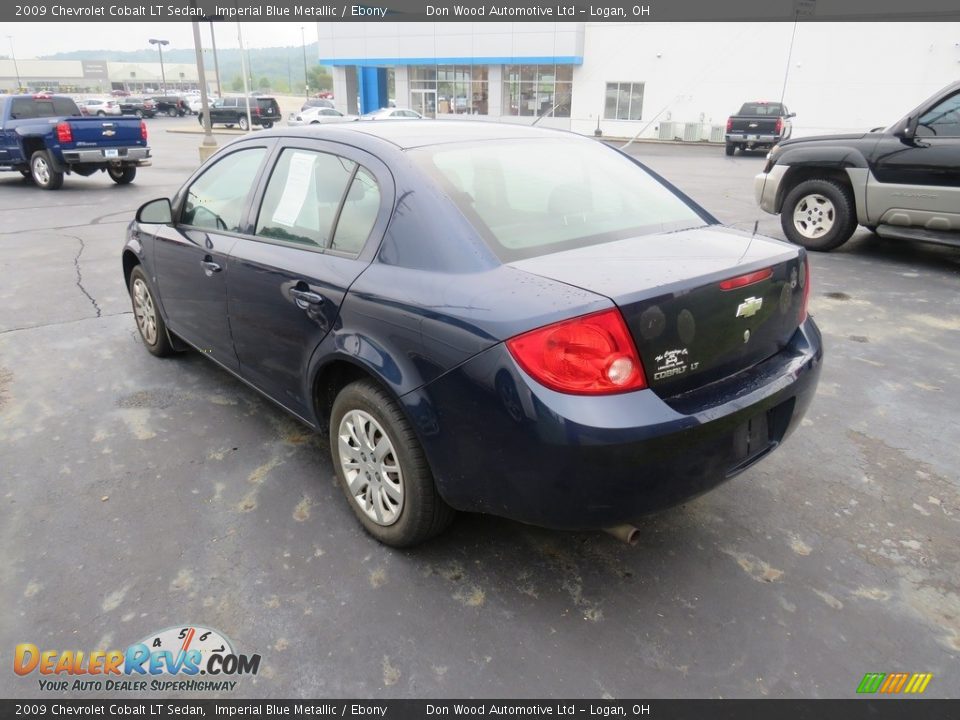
xmin=290 ymin=288 xmax=324 ymax=308
xmin=200 ymin=259 xmax=222 ymax=275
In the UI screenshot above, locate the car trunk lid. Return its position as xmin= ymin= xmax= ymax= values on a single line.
xmin=508 ymin=227 xmax=806 ymax=396
xmin=64 ymin=117 xmax=145 ymax=149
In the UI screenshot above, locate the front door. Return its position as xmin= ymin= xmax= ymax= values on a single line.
xmin=226 ymin=142 xmax=388 ymax=418
xmin=152 ymin=145 xmax=270 ymax=371
xmin=410 ymin=89 xmax=437 ymax=119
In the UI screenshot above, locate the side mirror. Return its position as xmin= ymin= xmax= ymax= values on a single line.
xmin=136 ymin=197 xmax=173 ymax=224
xmin=787 ymin=112 xmax=797 ymax=119
xmin=894 ymin=115 xmax=918 ymax=140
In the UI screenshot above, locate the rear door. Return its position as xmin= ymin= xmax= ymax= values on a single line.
xmin=151 ymin=142 xmax=273 ymax=370
xmin=225 ymin=140 xmax=392 ymax=417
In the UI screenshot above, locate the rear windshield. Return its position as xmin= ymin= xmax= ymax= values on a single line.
xmin=412 ymin=138 xmax=706 ymax=262
xmin=737 ymin=103 xmax=785 ymax=116
xmin=257 ymin=98 xmax=280 ymax=113
xmin=10 ymin=97 xmax=81 ymax=119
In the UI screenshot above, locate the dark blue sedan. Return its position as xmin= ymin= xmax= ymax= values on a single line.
xmin=123 ymin=121 xmax=822 ymax=547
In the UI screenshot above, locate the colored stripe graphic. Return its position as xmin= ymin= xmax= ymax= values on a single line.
xmin=857 ymin=672 xmax=932 ymax=694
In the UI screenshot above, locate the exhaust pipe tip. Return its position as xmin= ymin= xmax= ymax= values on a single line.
xmin=603 ymin=524 xmax=640 ymax=545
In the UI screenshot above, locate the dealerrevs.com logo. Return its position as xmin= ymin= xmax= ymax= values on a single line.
xmin=14 ymin=625 xmax=260 ymax=692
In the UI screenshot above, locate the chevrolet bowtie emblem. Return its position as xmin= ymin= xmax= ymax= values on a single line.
xmin=736 ymin=296 xmax=763 ymax=318
xmin=102 ymin=129 xmax=116 ymax=136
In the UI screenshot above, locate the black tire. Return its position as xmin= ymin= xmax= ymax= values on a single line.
xmin=330 ymin=380 xmax=455 ymax=547
xmin=96 ymin=111 xmax=106 ymax=117
xmin=780 ymin=178 xmax=857 ymax=251
xmin=261 ymin=121 xmax=273 ymax=129
xmin=128 ymin=266 xmax=174 ymax=357
xmin=108 ymin=165 xmax=137 ymax=184
xmin=134 ymin=109 xmax=143 ymax=119
xmin=725 ymin=143 xmax=736 ymax=156
xmin=167 ymin=108 xmax=177 ymax=118
xmin=237 ymin=116 xmax=249 ymax=131
xmin=197 ymin=114 xmax=204 ymax=126
xmin=30 ymin=150 xmax=64 ymax=190
xmin=225 ymin=124 xmax=235 ymax=129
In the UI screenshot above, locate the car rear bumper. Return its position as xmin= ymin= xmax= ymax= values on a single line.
xmin=412 ymin=317 xmax=823 ymax=530
xmin=61 ymin=147 xmax=151 ymax=165
xmin=727 ymin=133 xmax=780 ymax=144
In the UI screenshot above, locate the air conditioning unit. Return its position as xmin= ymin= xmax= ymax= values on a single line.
xmin=658 ymin=121 xmax=678 ymax=140
xmin=683 ymin=122 xmax=703 ymax=142
xmin=709 ymin=125 xmax=725 ymax=143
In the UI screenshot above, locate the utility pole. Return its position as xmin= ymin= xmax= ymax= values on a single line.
xmin=237 ymin=23 xmax=253 ymax=132
xmin=301 ymin=26 xmax=309 ymax=99
xmin=192 ymin=21 xmax=217 ymax=161
xmin=208 ymin=20 xmax=222 ymax=97
xmin=148 ymin=38 xmax=169 ymax=92
xmin=6 ymin=36 xmax=21 ymax=91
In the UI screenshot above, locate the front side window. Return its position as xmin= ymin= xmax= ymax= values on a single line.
xmin=604 ymin=82 xmax=644 ymax=121
xmin=255 ymin=148 xmax=381 ymax=254
xmin=414 ymin=138 xmax=704 ymax=262
xmin=917 ymin=92 xmax=960 ymax=137
xmin=181 ymin=148 xmax=267 ymax=232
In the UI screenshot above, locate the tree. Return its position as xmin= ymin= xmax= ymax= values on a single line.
xmin=258 ymin=76 xmax=271 ymax=91
xmin=307 ymin=66 xmax=332 ymax=94
xmin=230 ymin=75 xmax=244 ymax=92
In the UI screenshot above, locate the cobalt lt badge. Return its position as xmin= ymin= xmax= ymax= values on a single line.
xmin=736 ymin=296 xmax=763 ymax=318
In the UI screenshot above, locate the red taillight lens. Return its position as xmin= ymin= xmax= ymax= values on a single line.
xmin=726 ymin=117 xmax=733 ymax=132
xmin=719 ymin=267 xmax=773 ymax=291
xmin=140 ymin=120 xmax=148 ymax=141
xmin=506 ymin=308 xmax=647 ymax=395
xmin=56 ymin=121 xmax=72 ymax=143
xmin=252 ymin=106 xmax=260 ymax=115
xmin=798 ymin=256 xmax=811 ymax=324
xmin=774 ymin=117 xmax=783 ymax=134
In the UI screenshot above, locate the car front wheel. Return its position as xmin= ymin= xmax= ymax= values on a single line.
xmin=237 ymin=116 xmax=250 ymax=131
xmin=725 ymin=143 xmax=736 ymax=156
xmin=129 ymin=266 xmax=173 ymax=357
xmin=780 ymin=178 xmax=857 ymax=251
xmin=330 ymin=380 xmax=454 ymax=547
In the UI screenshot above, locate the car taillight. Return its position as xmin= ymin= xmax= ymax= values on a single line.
xmin=719 ymin=267 xmax=773 ymax=291
xmin=140 ymin=120 xmax=148 ymax=141
xmin=56 ymin=122 xmax=73 ymax=143
xmin=798 ymin=255 xmax=811 ymax=324
xmin=774 ymin=117 xmax=783 ymax=134
xmin=506 ymin=308 xmax=647 ymax=395
xmin=252 ymin=106 xmax=260 ymax=115
xmin=726 ymin=117 xmax=733 ymax=132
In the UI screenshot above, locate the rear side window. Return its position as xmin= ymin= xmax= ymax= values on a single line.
xmin=181 ymin=148 xmax=267 ymax=232
xmin=255 ymin=148 xmax=380 ymax=254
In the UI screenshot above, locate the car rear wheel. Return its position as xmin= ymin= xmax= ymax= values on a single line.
xmin=725 ymin=143 xmax=736 ymax=156
xmin=108 ymin=165 xmax=137 ymax=184
xmin=96 ymin=111 xmax=106 ymax=116
xmin=134 ymin=109 xmax=143 ymax=118
xmin=129 ymin=266 xmax=173 ymax=357
xmin=238 ymin=116 xmax=250 ymax=131
xmin=30 ymin=151 xmax=64 ymax=190
xmin=261 ymin=121 xmax=273 ymax=129
xmin=781 ymin=179 xmax=857 ymax=251
xmin=167 ymin=108 xmax=177 ymax=118
xmin=330 ymin=380 xmax=454 ymax=547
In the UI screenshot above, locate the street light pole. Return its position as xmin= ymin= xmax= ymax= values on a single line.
xmin=6 ymin=35 xmax=22 ymax=91
xmin=192 ymin=20 xmax=217 ymax=161
xmin=149 ymin=38 xmax=169 ymax=92
xmin=208 ymin=21 xmax=222 ymax=97
xmin=301 ymin=26 xmax=309 ymax=99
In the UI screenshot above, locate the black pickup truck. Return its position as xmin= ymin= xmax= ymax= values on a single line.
xmin=725 ymin=101 xmax=795 ymax=155
xmin=755 ymin=80 xmax=960 ymax=251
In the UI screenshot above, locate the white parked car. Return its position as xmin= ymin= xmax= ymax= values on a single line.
xmin=359 ymin=108 xmax=423 ymax=120
xmin=186 ymin=97 xmax=204 ymax=114
xmin=287 ymin=106 xmax=355 ymax=126
xmin=79 ymin=98 xmax=122 ymax=116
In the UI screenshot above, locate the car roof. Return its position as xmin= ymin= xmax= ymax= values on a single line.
xmin=280 ymin=120 xmax=578 ymax=150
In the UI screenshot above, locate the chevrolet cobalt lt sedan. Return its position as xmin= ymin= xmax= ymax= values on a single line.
xmin=123 ymin=121 xmax=822 ymax=547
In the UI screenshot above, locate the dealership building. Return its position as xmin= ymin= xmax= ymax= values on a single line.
xmin=0 ymin=58 xmax=200 ymax=94
xmin=320 ymin=21 xmax=960 ymax=138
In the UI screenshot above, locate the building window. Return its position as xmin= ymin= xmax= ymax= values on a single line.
xmin=605 ymin=82 xmax=644 ymax=121
xmin=502 ymin=65 xmax=572 ymax=118
xmin=408 ymin=65 xmax=488 ymax=115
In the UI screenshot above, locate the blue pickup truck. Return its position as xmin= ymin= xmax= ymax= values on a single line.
xmin=0 ymin=93 xmax=151 ymax=190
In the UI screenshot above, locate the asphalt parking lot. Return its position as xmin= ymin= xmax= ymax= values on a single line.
xmin=1 ymin=118 xmax=958 ymax=699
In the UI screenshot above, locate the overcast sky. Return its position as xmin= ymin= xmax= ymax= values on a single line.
xmin=7 ymin=22 xmax=319 ymax=58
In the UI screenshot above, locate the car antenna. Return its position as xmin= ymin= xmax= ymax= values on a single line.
xmin=753 ymin=220 xmax=758 ymax=236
